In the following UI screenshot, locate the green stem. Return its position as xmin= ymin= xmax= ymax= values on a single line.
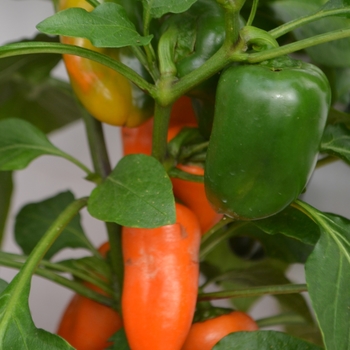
xmin=81 ymin=108 xmax=112 ymax=179
xmin=168 ymin=167 xmax=204 ymax=183
xmin=198 ymin=283 xmax=308 ymax=301
xmin=200 ymin=221 xmax=245 ymax=260
xmin=219 ymin=0 xmax=245 ymax=45
xmin=58 ymin=151 xmax=97 ymax=180
xmin=158 ymin=26 xmax=178 ymax=77
xmin=5 ymin=198 xmax=89 ymax=311
xmin=105 ymin=222 xmax=124 ymax=315
xmin=270 ymin=7 xmax=350 ymax=39
xmin=246 ymin=0 xmax=259 ymax=27
xmin=0 ymin=42 xmax=157 ymax=97
xmin=179 ymin=141 xmax=209 ymax=161
xmin=0 ymin=171 xmax=12 ymax=249
xmin=142 ymin=6 xmax=158 ymax=77
xmin=85 ymin=0 xmax=100 ymax=7
xmin=168 ymin=45 xmax=232 ymax=105
xmin=291 ymin=200 xmax=317 ymax=224
xmin=246 ymin=27 xmax=350 ymax=63
xmin=151 ymin=102 xmax=173 ymax=161
xmin=0 ymin=257 xmax=113 ymax=306
xmin=81 ymin=105 xmax=124 ymax=314
xmin=201 ymin=216 xmax=235 ymax=244
xmin=130 ymin=45 xmax=159 ymax=82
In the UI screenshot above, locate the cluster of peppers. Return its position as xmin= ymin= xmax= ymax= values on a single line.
xmin=54 ymin=0 xmax=331 ymax=348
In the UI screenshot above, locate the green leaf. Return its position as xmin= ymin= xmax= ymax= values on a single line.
xmin=142 ymin=0 xmax=197 ymax=19
xmin=107 ymin=329 xmax=130 ymax=350
xmin=327 ymin=107 xmax=350 ymax=127
xmin=37 ymin=3 xmax=152 ymax=47
xmin=253 ymin=206 xmax=320 ymax=246
xmin=0 ymin=279 xmax=8 ymax=294
xmin=0 ymin=118 xmax=68 ymax=170
xmin=235 ymin=225 xmax=314 ymax=264
xmin=320 ymin=123 xmax=350 ymax=164
xmin=0 ymin=273 xmax=74 ymax=349
xmin=271 ymin=1 xmax=350 ymax=67
xmin=210 ymin=260 xmax=314 ymax=324
xmin=297 ymin=201 xmax=350 ymax=350
xmin=213 ymin=330 xmax=323 ymax=350
xmin=88 ymin=154 xmax=176 ymax=228
xmin=15 ymin=191 xmax=93 ymax=260
xmin=332 ymin=68 xmax=350 ymax=105
xmin=0 ymin=171 xmax=13 ymax=246
xmin=322 ymin=0 xmax=350 ymax=10
xmin=57 ymin=256 xmax=111 ymax=282
xmin=0 ymin=34 xmax=80 ymax=134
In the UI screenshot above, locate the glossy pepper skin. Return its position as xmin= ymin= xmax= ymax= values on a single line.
xmin=55 ymin=0 xmax=153 ymax=127
xmin=171 ymin=164 xmax=222 ymax=234
xmin=122 ymin=203 xmax=201 ymax=350
xmin=205 ymin=57 xmax=331 ymax=220
xmin=181 ymin=311 xmax=258 ymax=350
xmin=57 ymin=243 xmax=122 ymax=350
xmin=159 ymin=0 xmax=226 ymax=138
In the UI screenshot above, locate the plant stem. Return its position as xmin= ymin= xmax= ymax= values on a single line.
xmin=81 ymin=108 xmax=112 ymax=179
xmin=81 ymin=107 xmax=124 ymax=314
xmin=4 ymin=198 xmax=89 ymax=315
xmin=198 ymin=283 xmax=308 ymax=301
xmin=0 ymin=42 xmax=157 ymax=97
xmin=158 ymin=26 xmax=178 ymax=77
xmin=269 ymin=7 xmax=350 ymax=39
xmin=142 ymin=5 xmax=158 ymax=77
xmin=105 ymin=222 xmax=124 ymax=315
xmin=0 ymin=256 xmax=113 ymax=306
xmin=130 ymin=45 xmax=159 ymax=82
xmin=179 ymin=141 xmax=209 ymax=161
xmin=168 ymin=46 xmax=231 ymax=104
xmin=200 ymin=221 xmax=246 ymax=260
xmin=59 ymin=151 xmax=97 ymax=180
xmin=201 ymin=216 xmax=235 ymax=244
xmin=151 ymin=102 xmax=173 ymax=161
xmin=0 ymin=171 xmax=12 ymax=249
xmin=168 ymin=167 xmax=204 ymax=183
xmin=246 ymin=0 xmax=259 ymax=27
xmin=85 ymin=0 xmax=100 ymax=7
xmin=246 ymin=28 xmax=350 ymax=63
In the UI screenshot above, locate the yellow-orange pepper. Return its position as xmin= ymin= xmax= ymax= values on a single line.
xmin=56 ymin=0 xmax=153 ymax=127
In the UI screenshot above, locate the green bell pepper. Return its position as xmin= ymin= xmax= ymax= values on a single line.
xmin=159 ymin=0 xmax=226 ymax=138
xmin=204 ymin=56 xmax=331 ymax=220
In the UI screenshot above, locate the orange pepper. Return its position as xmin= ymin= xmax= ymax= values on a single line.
xmin=171 ymin=164 xmax=223 ymax=234
xmin=56 ymin=243 xmax=122 ymax=350
xmin=122 ymin=203 xmax=201 ymax=350
xmin=181 ymin=311 xmax=259 ymax=350
xmin=121 ymin=96 xmax=197 ymax=155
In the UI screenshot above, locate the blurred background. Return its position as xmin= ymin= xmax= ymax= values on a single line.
xmin=1 ymin=0 xmax=349 ymax=334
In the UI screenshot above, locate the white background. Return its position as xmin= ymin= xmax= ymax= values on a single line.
xmin=1 ymin=0 xmax=350 ymax=334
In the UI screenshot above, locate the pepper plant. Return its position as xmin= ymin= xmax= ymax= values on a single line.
xmin=1 ymin=0 xmax=350 ymax=349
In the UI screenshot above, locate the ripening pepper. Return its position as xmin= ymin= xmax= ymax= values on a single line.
xmin=122 ymin=96 xmax=197 ymax=155
xmin=55 ymin=0 xmax=154 ymax=127
xmin=56 ymin=242 xmax=122 ymax=350
xmin=122 ymin=202 xmax=201 ymax=350
xmin=171 ymin=164 xmax=222 ymax=234
xmin=204 ymin=56 xmax=331 ymax=220
xmin=181 ymin=311 xmax=258 ymax=350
